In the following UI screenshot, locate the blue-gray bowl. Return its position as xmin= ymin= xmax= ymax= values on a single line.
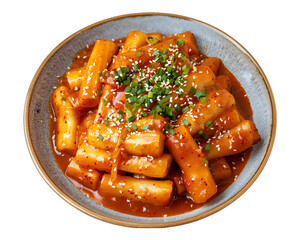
xmin=24 ymin=13 xmax=276 ymax=227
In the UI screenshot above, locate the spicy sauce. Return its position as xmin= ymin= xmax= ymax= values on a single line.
xmin=49 ymin=40 xmax=253 ymax=217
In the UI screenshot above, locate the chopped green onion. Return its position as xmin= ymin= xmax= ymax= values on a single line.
xmin=164 ymin=106 xmax=175 ymax=117
xmin=104 ymin=119 xmax=108 ymax=126
xmin=141 ymin=112 xmax=148 ymax=117
xmin=136 ymin=89 xmax=143 ymax=95
xmin=206 ymin=121 xmax=213 ymax=128
xmin=141 ymin=125 xmax=149 ymax=130
xmin=202 ymin=159 xmax=207 ymax=165
xmin=200 ymin=96 xmax=207 ymax=102
xmin=174 ymin=103 xmax=181 ymax=112
xmin=146 ymin=37 xmax=158 ymax=45
xmin=102 ymin=99 xmax=107 ymax=106
xmin=169 ymin=129 xmax=175 ymax=135
xmin=176 ymin=39 xmax=185 ymax=46
xmin=182 ymin=64 xmax=190 ymax=75
xmin=96 ymin=90 xmax=102 ymax=96
xmin=127 ymin=128 xmax=132 ymax=132
xmin=166 ymin=65 xmax=173 ymax=73
xmin=128 ymin=96 xmax=138 ymax=103
xmin=132 ymin=123 xmax=138 ymax=130
xmin=152 ymin=110 xmax=158 ymax=119
xmin=157 ymin=68 xmax=164 ymax=76
xmin=195 ymin=90 xmax=208 ymax=99
xmin=182 ymin=106 xmax=190 ymax=113
xmin=131 ymin=81 xmax=138 ymax=87
xmin=148 ymin=92 xmax=153 ymax=98
xmin=97 ymin=135 xmax=104 ymax=140
xmin=158 ymin=95 xmax=171 ymax=104
xmin=118 ymin=110 xmax=124 ymax=115
xmin=152 ymin=50 xmax=159 ymax=56
xmin=204 ymin=144 xmax=210 ymax=152
xmin=133 ymin=64 xmax=139 ymax=72
xmin=189 ymin=87 xmax=196 ymax=95
xmin=123 ymin=78 xmax=131 ymax=85
xmin=61 ymin=97 xmax=66 ymax=101
xmin=136 ymin=51 xmax=142 ymax=57
xmin=132 ymin=102 xmax=141 ymax=112
xmin=125 ymin=86 xmax=131 ymax=92
xmin=161 ymin=74 xmax=167 ymax=82
xmin=128 ymin=116 xmax=135 ymax=122
xmin=131 ymin=87 xmax=137 ymax=94
xmin=138 ymin=96 xmax=146 ymax=104
xmin=182 ymin=119 xmax=189 ymax=125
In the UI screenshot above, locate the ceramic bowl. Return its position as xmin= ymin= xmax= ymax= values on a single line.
xmin=24 ymin=13 xmax=276 ymax=227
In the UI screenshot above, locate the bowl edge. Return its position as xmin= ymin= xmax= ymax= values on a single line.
xmin=23 ymin=12 xmax=277 ymax=228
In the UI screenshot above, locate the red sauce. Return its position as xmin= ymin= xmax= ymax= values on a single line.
xmin=49 ymin=36 xmax=254 ymax=217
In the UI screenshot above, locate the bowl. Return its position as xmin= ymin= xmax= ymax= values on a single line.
xmin=24 ymin=12 xmax=276 ymax=227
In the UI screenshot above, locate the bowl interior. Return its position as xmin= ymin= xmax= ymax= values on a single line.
xmin=25 ymin=13 xmax=275 ymax=227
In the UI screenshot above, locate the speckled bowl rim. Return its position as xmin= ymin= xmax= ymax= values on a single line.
xmin=24 ymin=12 xmax=276 ymax=228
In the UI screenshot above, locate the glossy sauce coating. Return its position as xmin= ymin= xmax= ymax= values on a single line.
xmin=50 ymin=35 xmax=253 ymax=217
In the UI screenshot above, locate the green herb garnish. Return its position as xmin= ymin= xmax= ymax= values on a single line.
xmin=182 ymin=64 xmax=190 ymax=75
xmin=128 ymin=116 xmax=135 ymax=122
xmin=146 ymin=37 xmax=158 ymax=45
xmin=97 ymin=135 xmax=104 ymax=140
xmin=182 ymin=106 xmax=190 ymax=113
xmin=132 ymin=123 xmax=138 ymax=130
xmin=169 ymin=129 xmax=175 ymax=135
xmin=182 ymin=119 xmax=189 ymax=125
xmin=200 ymin=96 xmax=207 ymax=102
xmin=206 ymin=121 xmax=213 ymax=128
xmin=195 ymin=90 xmax=208 ymax=99
xmin=158 ymin=95 xmax=171 ymax=105
xmin=141 ymin=112 xmax=148 ymax=117
xmin=133 ymin=64 xmax=139 ymax=72
xmin=141 ymin=125 xmax=149 ymax=130
xmin=189 ymin=87 xmax=196 ymax=95
xmin=204 ymin=144 xmax=210 ymax=152
xmin=176 ymin=39 xmax=185 ymax=46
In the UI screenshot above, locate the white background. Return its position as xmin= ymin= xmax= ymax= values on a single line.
xmin=1 ymin=0 xmax=299 ymax=239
